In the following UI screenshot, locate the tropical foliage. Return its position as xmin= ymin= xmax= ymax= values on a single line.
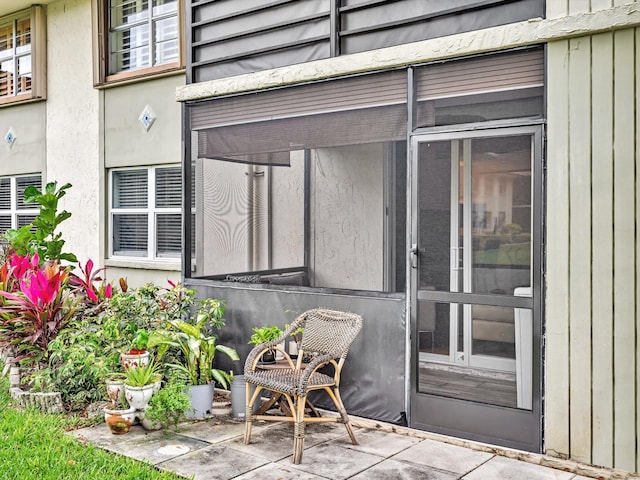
xmin=150 ymin=299 xmax=239 ymax=388
xmin=0 ymin=181 xmax=236 ymax=420
xmin=0 ymin=257 xmax=78 ymax=364
xmin=4 ymin=181 xmax=77 ymax=263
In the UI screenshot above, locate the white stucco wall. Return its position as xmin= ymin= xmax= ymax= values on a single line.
xmin=0 ymin=102 xmax=45 ymax=176
xmin=45 ymin=0 xmax=101 ymax=266
xmin=310 ymin=144 xmax=384 ymax=291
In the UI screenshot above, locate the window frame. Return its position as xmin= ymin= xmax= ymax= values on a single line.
xmin=93 ymin=0 xmax=185 ymax=87
xmin=0 ymin=174 xmax=42 ymax=235
xmin=108 ymin=165 xmax=183 ymax=262
xmin=0 ymin=6 xmax=46 ymax=107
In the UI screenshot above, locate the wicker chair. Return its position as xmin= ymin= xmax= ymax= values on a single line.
xmin=243 ymin=308 xmax=363 ymax=464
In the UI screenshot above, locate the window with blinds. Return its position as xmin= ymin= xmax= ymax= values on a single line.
xmin=0 ymin=7 xmax=46 ymax=105
xmin=0 ymin=174 xmax=41 ymax=236
xmin=103 ymin=0 xmax=180 ymax=79
xmin=110 ymin=165 xmax=184 ymax=260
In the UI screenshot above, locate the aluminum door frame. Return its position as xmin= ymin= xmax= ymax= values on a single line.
xmin=407 ymin=123 xmax=544 ymax=452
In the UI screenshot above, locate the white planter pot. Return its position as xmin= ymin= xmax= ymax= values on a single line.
xmin=120 ymin=351 xmax=150 ymax=370
xmin=124 ymin=384 xmax=155 ymax=410
xmin=106 ymin=378 xmax=125 ymax=406
xmin=139 ymin=410 xmax=163 ymax=431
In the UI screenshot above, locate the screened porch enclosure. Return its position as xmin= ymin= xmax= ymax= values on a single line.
xmin=193 ymin=142 xmax=404 ymax=292
xmin=184 ymin=48 xmax=544 ymax=448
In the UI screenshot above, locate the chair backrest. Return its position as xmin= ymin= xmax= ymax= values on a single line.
xmin=299 ymin=309 xmax=363 ymax=358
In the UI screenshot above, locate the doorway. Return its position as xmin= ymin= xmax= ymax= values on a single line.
xmin=409 ymin=125 xmax=542 ymax=451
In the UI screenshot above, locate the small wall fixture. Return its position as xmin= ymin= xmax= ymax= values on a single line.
xmin=138 ymin=105 xmax=156 ymax=132
xmin=4 ymin=127 xmax=16 ymax=150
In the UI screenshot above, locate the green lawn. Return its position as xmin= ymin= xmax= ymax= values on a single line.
xmin=473 ymin=242 xmax=531 ymax=266
xmin=0 ymin=375 xmax=183 ymax=480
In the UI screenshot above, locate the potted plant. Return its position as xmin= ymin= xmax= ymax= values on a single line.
xmin=285 ymin=324 xmax=304 ymax=358
xmin=140 ymin=377 xmax=191 ymax=432
xmin=121 ymin=328 xmax=150 ymax=369
xmin=104 ymin=400 xmax=136 ymax=435
xmin=123 ymin=357 xmax=161 ymax=410
xmin=105 ymin=372 xmax=126 ymax=407
xmin=248 ymin=325 xmax=283 ymax=364
xmin=149 ymin=298 xmax=239 ymax=418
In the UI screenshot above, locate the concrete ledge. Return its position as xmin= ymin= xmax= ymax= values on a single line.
xmin=11 ymin=388 xmax=64 ymax=414
xmin=177 ymin=3 xmax=640 ymax=103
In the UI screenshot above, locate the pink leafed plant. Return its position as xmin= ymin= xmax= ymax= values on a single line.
xmin=69 ymin=259 xmax=114 ymax=304
xmin=0 ymin=261 xmax=78 ymax=364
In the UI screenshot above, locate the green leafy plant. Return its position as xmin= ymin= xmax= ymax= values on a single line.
xmin=248 ymin=325 xmax=283 ymax=345
xmin=4 ymin=181 xmax=77 ymax=263
xmin=124 ymin=358 xmax=161 ymax=387
xmin=144 ymin=378 xmax=191 ymax=432
xmin=130 ymin=328 xmax=149 ymax=352
xmin=149 ymin=299 xmax=239 ymax=388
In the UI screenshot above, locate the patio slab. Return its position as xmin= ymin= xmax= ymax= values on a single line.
xmin=393 ymin=438 xmax=494 ymax=475
xmin=349 ymin=458 xmax=459 ymax=480
xmin=157 ymin=444 xmax=268 ymax=480
xmin=461 ymin=455 xmax=576 ymax=480
xmin=233 ymin=463 xmax=329 ymax=480
xmin=331 ymin=428 xmax=422 ymax=457
xmin=72 ymin=423 xmax=210 ymax=464
xmin=280 ymin=442 xmax=385 ymax=480
xmin=175 ymin=415 xmax=248 ymax=444
xmin=224 ymin=421 xmax=349 ymax=462
xmin=70 ymin=415 xmax=602 ymax=480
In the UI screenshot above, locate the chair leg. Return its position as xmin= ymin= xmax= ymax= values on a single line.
xmin=292 ymin=395 xmax=306 ymax=464
xmin=326 ymin=387 xmax=358 ymax=445
xmin=244 ymin=382 xmax=253 ymax=445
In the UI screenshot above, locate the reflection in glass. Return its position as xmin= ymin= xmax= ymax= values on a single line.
xmin=471 ymin=136 xmax=531 ymax=295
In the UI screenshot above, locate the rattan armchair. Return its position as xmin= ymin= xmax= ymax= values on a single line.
xmin=243 ymin=308 xmax=363 ymax=464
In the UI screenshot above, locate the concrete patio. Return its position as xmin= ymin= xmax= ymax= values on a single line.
xmin=71 ymin=408 xmax=604 ymax=480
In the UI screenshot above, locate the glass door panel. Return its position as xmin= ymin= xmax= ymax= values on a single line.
xmin=413 ymin=130 xmax=534 ymax=409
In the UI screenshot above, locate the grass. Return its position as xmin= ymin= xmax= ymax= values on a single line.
xmin=0 ymin=374 xmax=184 ymax=480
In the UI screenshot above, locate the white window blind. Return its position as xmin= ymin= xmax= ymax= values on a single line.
xmin=155 ymin=167 xmax=181 ymax=208
xmin=0 ymin=174 xmax=41 ymax=235
xmin=0 ymin=179 xmax=11 ymax=210
xmin=113 ymin=169 xmax=148 ymax=208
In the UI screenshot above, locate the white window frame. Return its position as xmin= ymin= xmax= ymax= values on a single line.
xmin=0 ymin=174 xmax=42 ymax=235
xmin=108 ymin=165 xmax=182 ymax=262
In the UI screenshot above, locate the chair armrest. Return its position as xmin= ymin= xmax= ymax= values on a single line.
xmin=297 ymin=352 xmax=339 ymax=395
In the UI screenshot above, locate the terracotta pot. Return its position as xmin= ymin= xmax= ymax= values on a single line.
xmin=104 ymin=406 xmax=136 ymax=435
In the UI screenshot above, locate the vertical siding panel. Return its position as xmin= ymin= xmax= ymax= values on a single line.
xmin=613 ymin=28 xmax=636 ymax=472
xmin=545 ymin=40 xmax=571 ymax=457
xmin=547 ymin=1 xmax=568 ymax=19
xmin=591 ymin=0 xmax=613 ymax=11
xmin=568 ymin=36 xmax=592 ymax=464
xmin=636 ymin=26 xmax=640 ymax=475
xmin=569 ymin=0 xmax=591 ymax=14
xmin=591 ymin=32 xmax=614 ymax=469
